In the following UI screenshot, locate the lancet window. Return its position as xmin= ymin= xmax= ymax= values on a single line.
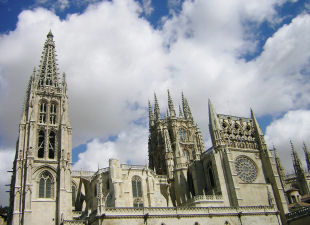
xmin=39 ymin=101 xmax=47 ymax=123
xmin=38 ymin=130 xmax=45 ymax=158
xmin=207 ymin=162 xmax=215 ymax=188
xmin=132 ymin=176 xmax=143 ymax=208
xmin=39 ymin=171 xmax=53 ymax=198
xmin=50 ymin=103 xmax=56 ymax=124
xmin=48 ymin=131 xmax=55 ymax=159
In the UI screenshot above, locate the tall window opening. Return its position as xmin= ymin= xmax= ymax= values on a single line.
xmin=38 ymin=130 xmax=45 ymax=158
xmin=39 ymin=102 xmax=47 ymax=123
xmin=48 ymin=131 xmax=55 ymax=159
xmin=72 ymin=185 xmax=76 ymax=207
xmin=132 ymin=176 xmax=143 ymax=208
xmin=39 ymin=171 xmax=53 ymax=198
xmin=179 ymin=128 xmax=186 ymax=141
xmin=207 ymin=162 xmax=215 ymax=188
xmin=50 ymin=103 xmax=56 ymax=124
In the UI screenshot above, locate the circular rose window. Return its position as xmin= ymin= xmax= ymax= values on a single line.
xmin=235 ymin=156 xmax=257 ymax=183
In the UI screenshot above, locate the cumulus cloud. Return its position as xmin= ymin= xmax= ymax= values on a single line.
xmin=265 ymin=110 xmax=310 ymax=173
xmin=73 ymin=123 xmax=148 ymax=171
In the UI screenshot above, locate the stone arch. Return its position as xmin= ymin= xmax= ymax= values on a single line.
xmin=37 ymin=170 xmax=54 ymax=198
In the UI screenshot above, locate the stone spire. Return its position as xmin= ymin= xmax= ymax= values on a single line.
xmin=208 ymin=99 xmax=221 ymax=131
xmin=178 ymin=105 xmax=183 ymax=118
xmin=167 ymin=90 xmax=176 ymax=117
xmin=291 ymin=141 xmax=303 ymax=173
xmin=154 ymin=93 xmax=160 ymax=121
xmin=250 ymin=108 xmax=263 ymax=136
xmin=273 ymin=146 xmax=286 ymax=188
xmin=148 ymin=100 xmax=154 ymax=127
xmin=291 ymin=140 xmax=310 ymax=195
xmin=37 ymin=30 xmax=59 ymax=88
xmin=303 ymin=142 xmax=310 ymax=172
xmin=182 ymin=92 xmax=193 ymax=121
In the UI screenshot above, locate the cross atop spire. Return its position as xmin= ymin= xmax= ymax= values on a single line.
xmin=37 ymin=30 xmax=59 ymax=88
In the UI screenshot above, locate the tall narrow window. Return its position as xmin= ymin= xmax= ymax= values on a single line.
xmin=132 ymin=176 xmax=143 ymax=208
xmin=48 ymin=131 xmax=55 ymax=159
xmin=132 ymin=176 xmax=142 ymax=197
xmin=38 ymin=130 xmax=45 ymax=158
xmin=208 ymin=163 xmax=215 ymax=188
xmin=179 ymin=128 xmax=186 ymax=141
xmin=39 ymin=102 xmax=47 ymax=123
xmin=72 ymin=185 xmax=76 ymax=207
xmin=50 ymin=103 xmax=56 ymax=124
xmin=38 ymin=171 xmax=53 ymax=198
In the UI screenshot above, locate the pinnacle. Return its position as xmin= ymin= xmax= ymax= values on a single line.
xmin=47 ymin=30 xmax=53 ymax=37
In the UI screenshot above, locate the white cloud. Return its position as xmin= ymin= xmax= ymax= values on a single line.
xmin=265 ymin=110 xmax=310 ymax=173
xmin=0 ymin=148 xmax=15 ymax=206
xmin=73 ymin=123 xmax=148 ymax=171
xmin=141 ymin=0 xmax=153 ymax=16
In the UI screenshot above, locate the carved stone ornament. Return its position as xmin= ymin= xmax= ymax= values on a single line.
xmin=234 ymin=155 xmax=257 ymax=183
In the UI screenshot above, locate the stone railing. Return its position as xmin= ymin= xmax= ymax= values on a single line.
xmin=63 ymin=220 xmax=87 ymax=225
xmin=286 ymin=207 xmax=310 ymax=222
xmin=72 ymin=170 xmax=95 ymax=177
xmin=100 ymin=205 xmax=277 ymax=217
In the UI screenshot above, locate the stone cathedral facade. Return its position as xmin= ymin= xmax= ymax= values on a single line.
xmin=8 ymin=32 xmax=310 ymax=225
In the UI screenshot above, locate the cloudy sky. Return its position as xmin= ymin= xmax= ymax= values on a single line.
xmin=0 ymin=0 xmax=310 ymax=205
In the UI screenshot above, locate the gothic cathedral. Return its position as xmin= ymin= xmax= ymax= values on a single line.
xmin=8 ymin=32 xmax=310 ymax=225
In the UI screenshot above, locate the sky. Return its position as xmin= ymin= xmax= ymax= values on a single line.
xmin=0 ymin=0 xmax=310 ymax=206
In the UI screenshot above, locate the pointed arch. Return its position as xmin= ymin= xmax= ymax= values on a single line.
xmin=38 ymin=170 xmax=54 ymax=198
xmin=38 ymin=130 xmax=45 ymax=158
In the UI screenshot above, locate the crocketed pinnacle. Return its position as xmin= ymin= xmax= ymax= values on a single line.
xmin=154 ymin=93 xmax=160 ymax=120
xmin=291 ymin=140 xmax=303 ymax=174
xmin=167 ymin=90 xmax=176 ymax=117
xmin=273 ymin=146 xmax=286 ymax=187
xmin=148 ymin=100 xmax=154 ymax=127
xmin=182 ymin=92 xmax=193 ymax=121
xmin=303 ymin=142 xmax=310 ymax=172
xmin=37 ymin=30 xmax=59 ymax=88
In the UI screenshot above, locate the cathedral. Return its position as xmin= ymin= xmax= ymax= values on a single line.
xmin=8 ymin=32 xmax=310 ymax=225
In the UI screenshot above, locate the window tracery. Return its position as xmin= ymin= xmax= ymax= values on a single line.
xmin=235 ymin=156 xmax=257 ymax=183
xmin=38 ymin=171 xmax=54 ymax=198
xmin=38 ymin=130 xmax=45 ymax=158
xmin=39 ymin=101 xmax=47 ymax=123
xmin=132 ymin=176 xmax=143 ymax=208
xmin=48 ymin=131 xmax=55 ymax=159
xmin=179 ymin=128 xmax=186 ymax=141
xmin=50 ymin=103 xmax=57 ymax=124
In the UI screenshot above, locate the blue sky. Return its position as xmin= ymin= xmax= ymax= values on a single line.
xmin=0 ymin=0 xmax=310 ymax=205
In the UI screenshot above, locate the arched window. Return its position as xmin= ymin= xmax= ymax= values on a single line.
xmin=39 ymin=102 xmax=47 ymax=123
xmin=48 ymin=131 xmax=55 ymax=159
xmin=179 ymin=128 xmax=186 ymax=141
xmin=38 ymin=130 xmax=45 ymax=158
xmin=185 ymin=151 xmax=190 ymax=161
xmin=132 ymin=176 xmax=142 ymax=198
xmin=132 ymin=176 xmax=143 ymax=208
xmin=39 ymin=171 xmax=53 ymax=198
xmin=72 ymin=185 xmax=76 ymax=207
xmin=50 ymin=103 xmax=56 ymax=124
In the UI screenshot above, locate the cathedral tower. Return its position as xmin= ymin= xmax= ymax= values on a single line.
xmin=9 ymin=32 xmax=72 ymax=225
xmin=148 ymin=92 xmax=205 ymax=205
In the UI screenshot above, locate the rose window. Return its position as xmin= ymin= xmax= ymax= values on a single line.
xmin=234 ymin=156 xmax=257 ymax=183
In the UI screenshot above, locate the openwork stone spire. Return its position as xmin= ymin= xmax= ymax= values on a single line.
xmin=167 ymin=90 xmax=176 ymax=117
xmin=148 ymin=100 xmax=154 ymax=127
xmin=303 ymin=142 xmax=310 ymax=172
xmin=37 ymin=30 xmax=59 ymax=88
xmin=154 ymin=93 xmax=160 ymax=121
xmin=182 ymin=92 xmax=193 ymax=121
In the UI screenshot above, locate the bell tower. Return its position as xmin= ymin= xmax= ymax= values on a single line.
xmin=148 ymin=91 xmax=205 ymax=205
xmin=9 ymin=31 xmax=72 ymax=225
